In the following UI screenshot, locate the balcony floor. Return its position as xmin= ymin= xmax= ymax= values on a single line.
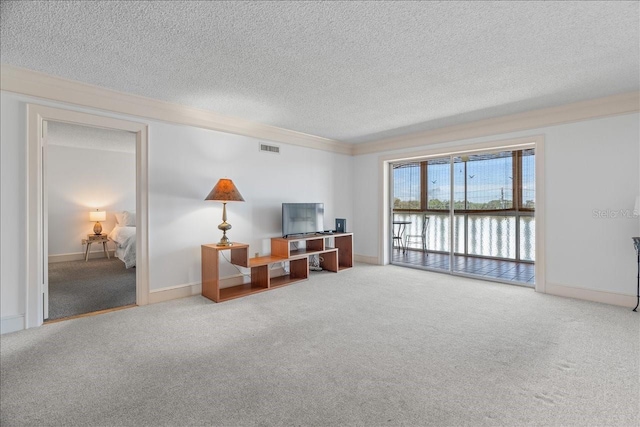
xmin=391 ymin=249 xmax=535 ymax=287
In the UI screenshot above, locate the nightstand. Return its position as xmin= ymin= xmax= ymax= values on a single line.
xmin=82 ymin=234 xmax=110 ymax=261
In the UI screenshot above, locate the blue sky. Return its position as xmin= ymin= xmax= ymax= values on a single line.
xmin=394 ymin=155 xmax=535 ymax=205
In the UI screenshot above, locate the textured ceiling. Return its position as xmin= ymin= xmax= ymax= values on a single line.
xmin=1 ymin=1 xmax=639 ymax=144
xmin=47 ymin=121 xmax=136 ymax=153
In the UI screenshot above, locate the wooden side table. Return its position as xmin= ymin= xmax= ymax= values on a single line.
xmin=82 ymin=234 xmax=110 ymax=261
xmin=201 ymin=243 xmax=250 ymax=302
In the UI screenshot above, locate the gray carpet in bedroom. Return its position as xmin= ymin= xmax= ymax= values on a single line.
xmin=2 ymin=264 xmax=638 ymax=427
xmin=48 ymin=257 xmax=136 ymax=320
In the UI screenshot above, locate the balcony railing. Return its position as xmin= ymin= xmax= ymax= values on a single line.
xmin=393 ymin=211 xmax=535 ymax=262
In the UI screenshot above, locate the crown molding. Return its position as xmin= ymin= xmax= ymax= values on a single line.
xmin=353 ymin=91 xmax=640 ymax=156
xmin=3 ymin=64 xmax=638 ymax=158
xmin=0 ymin=63 xmax=351 ymax=155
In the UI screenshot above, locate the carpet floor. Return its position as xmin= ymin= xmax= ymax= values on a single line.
xmin=2 ymin=264 xmax=638 ymax=427
xmin=48 ymin=257 xmax=136 ymax=320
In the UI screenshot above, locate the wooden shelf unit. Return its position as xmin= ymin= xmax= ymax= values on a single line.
xmin=201 ymin=233 xmax=353 ymax=303
xmin=202 ymin=243 xmax=253 ymax=302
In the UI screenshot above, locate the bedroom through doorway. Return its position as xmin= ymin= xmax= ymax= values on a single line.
xmin=44 ymin=121 xmax=138 ymax=321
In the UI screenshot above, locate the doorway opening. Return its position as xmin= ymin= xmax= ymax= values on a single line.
xmin=26 ymin=104 xmax=149 ymax=329
xmin=389 ymin=144 xmax=537 ymax=287
xmin=44 ymin=121 xmax=138 ymax=321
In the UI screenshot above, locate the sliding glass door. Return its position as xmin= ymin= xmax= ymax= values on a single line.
xmin=391 ymin=156 xmax=452 ymax=272
xmin=390 ymin=148 xmax=535 ymax=286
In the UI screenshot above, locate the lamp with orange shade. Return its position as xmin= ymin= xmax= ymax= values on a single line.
xmin=205 ymin=179 xmax=245 ymax=246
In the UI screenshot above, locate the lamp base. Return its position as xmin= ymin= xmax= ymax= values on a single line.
xmin=216 ymin=228 xmax=233 ymax=246
xmin=93 ymin=221 xmax=103 ymax=235
xmin=216 ymin=238 xmax=233 ymax=247
xmin=216 ymin=205 xmax=234 ymax=246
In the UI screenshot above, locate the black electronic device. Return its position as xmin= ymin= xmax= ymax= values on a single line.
xmin=282 ymin=203 xmax=324 ymax=238
xmin=335 ymin=218 xmax=346 ymax=233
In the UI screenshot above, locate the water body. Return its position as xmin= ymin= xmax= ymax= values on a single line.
xmin=394 ymin=213 xmax=535 ymax=261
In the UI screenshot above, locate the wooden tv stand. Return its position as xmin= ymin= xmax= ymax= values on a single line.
xmin=201 ymin=233 xmax=353 ymax=303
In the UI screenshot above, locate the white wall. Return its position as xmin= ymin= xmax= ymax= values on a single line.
xmin=0 ymin=91 xmax=27 ymax=328
xmin=2 ymin=86 xmax=637 ymax=332
xmin=0 ymin=90 xmax=353 ymax=328
xmin=147 ymin=121 xmax=353 ymax=289
xmin=544 ymin=116 xmax=638 ymax=295
xmin=47 ymin=144 xmax=136 ymax=256
xmin=352 ymin=113 xmax=640 ymax=297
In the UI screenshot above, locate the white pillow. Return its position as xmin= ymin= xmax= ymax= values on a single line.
xmin=121 ymin=210 xmax=136 ymax=226
xmin=114 ymin=212 xmax=124 ymax=225
xmin=115 ymin=211 xmax=136 ymax=226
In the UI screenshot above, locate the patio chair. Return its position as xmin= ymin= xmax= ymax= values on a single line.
xmin=392 ymin=214 xmax=409 ymax=254
xmin=405 ymin=215 xmax=430 ymax=253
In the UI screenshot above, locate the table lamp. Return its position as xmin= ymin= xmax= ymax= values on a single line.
xmin=89 ymin=209 xmax=106 ymax=235
xmin=205 ymin=178 xmax=245 ymax=246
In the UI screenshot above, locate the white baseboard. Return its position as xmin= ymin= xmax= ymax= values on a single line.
xmin=149 ymin=281 xmax=202 ymax=304
xmin=1 ymin=315 xmax=25 ymax=335
xmin=544 ymin=282 xmax=637 ymax=308
xmin=49 ymin=250 xmax=116 ymax=263
xmin=355 ymin=254 xmax=380 ymax=265
xmin=148 ymin=267 xmax=288 ymax=304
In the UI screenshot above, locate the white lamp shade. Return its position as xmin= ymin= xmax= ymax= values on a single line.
xmin=89 ymin=210 xmax=106 ymax=222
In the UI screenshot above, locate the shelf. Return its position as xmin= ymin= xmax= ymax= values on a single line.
xmin=201 ymin=234 xmax=353 ymax=303
xmin=289 ymin=248 xmax=325 ymax=258
xmin=269 ymin=274 xmax=308 ymax=288
xmin=276 ymin=232 xmax=352 ymax=241
xmin=249 ymin=255 xmax=288 ymax=267
xmin=318 ymin=248 xmax=338 ymax=272
xmin=219 ymin=283 xmax=268 ymax=301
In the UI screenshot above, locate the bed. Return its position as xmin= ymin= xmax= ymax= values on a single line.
xmin=108 ymin=211 xmax=136 ymax=268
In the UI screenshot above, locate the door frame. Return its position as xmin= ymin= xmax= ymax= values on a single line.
xmin=26 ymin=104 xmax=149 ymax=328
xmin=380 ymin=135 xmax=546 ymax=293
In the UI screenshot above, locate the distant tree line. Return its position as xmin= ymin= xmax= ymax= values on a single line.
xmin=394 ymin=198 xmax=534 ymax=210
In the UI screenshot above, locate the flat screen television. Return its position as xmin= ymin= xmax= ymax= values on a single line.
xmin=282 ymin=203 xmax=324 ymax=237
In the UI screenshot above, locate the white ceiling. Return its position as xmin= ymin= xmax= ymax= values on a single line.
xmin=1 ymin=1 xmax=638 ymax=144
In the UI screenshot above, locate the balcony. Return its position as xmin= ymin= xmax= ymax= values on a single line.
xmin=392 ymin=211 xmax=535 ymax=285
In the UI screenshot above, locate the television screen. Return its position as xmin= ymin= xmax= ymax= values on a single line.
xmin=282 ymin=203 xmax=324 ymax=237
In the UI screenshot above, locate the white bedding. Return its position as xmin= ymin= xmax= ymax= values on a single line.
xmin=108 ymin=225 xmax=136 ymax=268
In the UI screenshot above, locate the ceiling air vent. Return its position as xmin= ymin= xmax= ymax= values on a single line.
xmin=259 ymin=142 xmax=280 ymax=154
